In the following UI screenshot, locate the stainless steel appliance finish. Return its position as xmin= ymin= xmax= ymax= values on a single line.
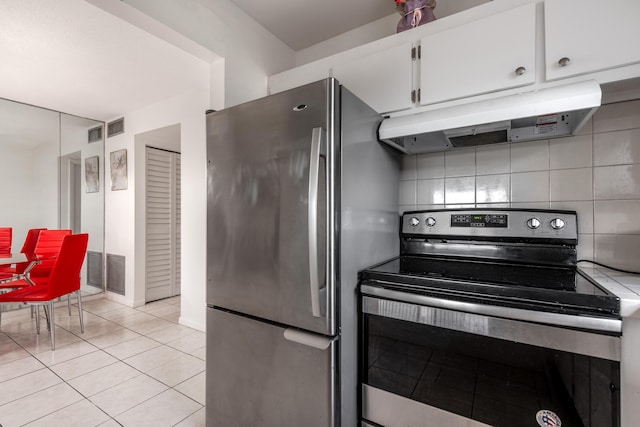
xmin=207 ymin=309 xmax=336 ymax=426
xmin=402 ymin=209 xmax=578 ymax=240
xmin=361 ymin=282 xmax=622 ymax=336
xmin=362 ymin=385 xmax=491 ymax=427
xmin=360 ymin=208 xmax=622 ymax=427
xmin=362 ymin=294 xmax=621 ymax=362
xmin=206 ymin=78 xmax=400 ymax=426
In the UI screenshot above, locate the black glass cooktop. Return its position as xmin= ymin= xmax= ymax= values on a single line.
xmin=359 ymin=256 xmax=620 ymax=318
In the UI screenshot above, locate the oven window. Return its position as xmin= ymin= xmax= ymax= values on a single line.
xmin=362 ymin=314 xmax=620 ymax=427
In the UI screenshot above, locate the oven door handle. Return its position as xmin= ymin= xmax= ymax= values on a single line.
xmin=361 ymin=284 xmax=622 ymax=334
xmin=308 ymin=127 xmax=326 ymax=318
xmin=362 ymin=290 xmax=621 ymax=361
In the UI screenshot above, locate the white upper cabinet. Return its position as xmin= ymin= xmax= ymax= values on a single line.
xmin=419 ymin=3 xmax=536 ymax=106
xmin=269 ymin=0 xmax=640 ymax=116
xmin=333 ymin=43 xmax=414 ymax=114
xmin=544 ymin=0 xmax=640 ymax=81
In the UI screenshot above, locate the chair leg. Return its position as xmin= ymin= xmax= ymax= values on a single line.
xmin=49 ymin=301 xmax=55 ymax=351
xmin=67 ymin=294 xmax=71 ymax=316
xmin=76 ymin=291 xmax=84 ymax=334
xmin=35 ymin=305 xmax=40 ymax=334
xmin=43 ymin=304 xmax=51 ymax=331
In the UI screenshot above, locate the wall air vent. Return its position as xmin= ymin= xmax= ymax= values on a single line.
xmin=106 ymin=253 xmax=125 ymax=295
xmin=107 ymin=117 xmax=125 ymax=138
xmin=87 ymin=251 xmax=103 ymax=288
xmin=88 ymin=125 xmax=103 ymax=143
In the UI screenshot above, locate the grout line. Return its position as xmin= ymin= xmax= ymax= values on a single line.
xmin=591 ymin=128 xmax=597 ymax=261
xmin=0 ymin=296 xmax=203 ymax=426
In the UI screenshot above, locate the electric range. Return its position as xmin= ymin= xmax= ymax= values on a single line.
xmin=360 ymin=209 xmax=621 ymax=427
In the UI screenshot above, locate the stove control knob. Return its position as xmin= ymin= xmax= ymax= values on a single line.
xmin=410 ymin=217 xmax=420 ymax=227
xmin=550 ymin=218 xmax=566 ymax=230
xmin=526 ymin=218 xmax=541 ymax=229
xmin=426 ymin=217 xmax=436 ymax=227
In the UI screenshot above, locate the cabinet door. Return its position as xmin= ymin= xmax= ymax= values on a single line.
xmin=545 ymin=0 xmax=640 ymax=80
xmin=333 ymin=42 xmax=413 ymax=114
xmin=419 ymin=3 xmax=536 ymax=106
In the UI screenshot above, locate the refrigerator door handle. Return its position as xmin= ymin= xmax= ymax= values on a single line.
xmin=308 ymin=126 xmax=326 ymax=318
xmin=284 ymin=328 xmax=333 ymax=350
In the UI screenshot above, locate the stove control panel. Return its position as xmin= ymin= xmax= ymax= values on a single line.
xmin=451 ymin=213 xmax=508 ymax=228
xmin=403 ymin=209 xmax=578 ymax=240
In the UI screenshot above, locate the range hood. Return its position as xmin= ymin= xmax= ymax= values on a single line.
xmin=378 ymin=80 xmax=602 ymax=154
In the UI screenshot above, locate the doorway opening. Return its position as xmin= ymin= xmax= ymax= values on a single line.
xmin=60 ymin=153 xmax=81 ymax=233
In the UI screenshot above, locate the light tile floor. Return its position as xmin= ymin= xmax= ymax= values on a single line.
xmin=0 ymin=296 xmax=205 ymax=427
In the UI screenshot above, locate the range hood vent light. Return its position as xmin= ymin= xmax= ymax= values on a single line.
xmin=378 ymin=80 xmax=602 ymax=154
xmin=450 ymin=130 xmax=508 ymax=148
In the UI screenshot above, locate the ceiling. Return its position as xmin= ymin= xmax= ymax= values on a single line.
xmin=226 ymin=0 xmax=490 ymax=50
xmin=0 ymin=0 xmax=489 ymax=122
xmin=227 ymin=0 xmax=397 ymax=51
xmin=0 ymin=0 xmax=210 ymax=121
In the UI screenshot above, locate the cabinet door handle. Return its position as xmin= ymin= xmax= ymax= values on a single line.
xmin=515 ymin=66 xmax=526 ymax=76
xmin=558 ymin=57 xmax=571 ymax=67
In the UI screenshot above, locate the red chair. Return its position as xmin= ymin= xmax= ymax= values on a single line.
xmin=1 ymin=228 xmax=63 ymax=292
xmin=1 ymin=229 xmax=71 ymax=282
xmin=0 ymin=227 xmax=11 ymax=255
xmin=29 ymin=229 xmax=72 ymax=278
xmin=0 ymin=227 xmax=13 ymax=273
xmin=0 ymin=234 xmax=89 ymax=351
xmin=20 ymin=228 xmax=47 ymax=255
xmin=0 ymin=229 xmax=54 ymax=323
xmin=0 ymin=228 xmax=46 ymax=282
xmin=31 ymin=230 xmax=73 ymax=315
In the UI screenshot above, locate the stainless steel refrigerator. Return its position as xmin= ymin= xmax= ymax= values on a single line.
xmin=206 ymin=78 xmax=399 ymax=426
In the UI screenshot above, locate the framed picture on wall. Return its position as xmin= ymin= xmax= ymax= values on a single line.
xmin=85 ymin=155 xmax=100 ymax=193
xmin=110 ymin=149 xmax=128 ymax=191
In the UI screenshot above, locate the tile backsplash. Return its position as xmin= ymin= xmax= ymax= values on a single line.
xmin=399 ymin=99 xmax=640 ymax=271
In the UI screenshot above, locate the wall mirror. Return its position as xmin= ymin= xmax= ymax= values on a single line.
xmin=0 ymin=97 xmax=105 ymax=302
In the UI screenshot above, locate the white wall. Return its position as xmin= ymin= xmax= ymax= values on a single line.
xmin=104 ymin=86 xmax=210 ymax=330
xmin=295 ymin=14 xmax=398 ymax=67
xmin=123 ymin=0 xmax=295 ymax=108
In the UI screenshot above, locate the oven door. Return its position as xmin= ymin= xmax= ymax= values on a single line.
xmin=361 ymin=293 xmax=621 ymax=427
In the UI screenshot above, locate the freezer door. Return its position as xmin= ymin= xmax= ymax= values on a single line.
xmin=207 ymin=79 xmax=336 ymax=335
xmin=206 ymin=307 xmax=337 ymax=426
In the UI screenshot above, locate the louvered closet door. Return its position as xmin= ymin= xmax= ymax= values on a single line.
xmin=174 ymin=155 xmax=181 ymax=294
xmin=145 ymin=147 xmax=181 ymax=302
